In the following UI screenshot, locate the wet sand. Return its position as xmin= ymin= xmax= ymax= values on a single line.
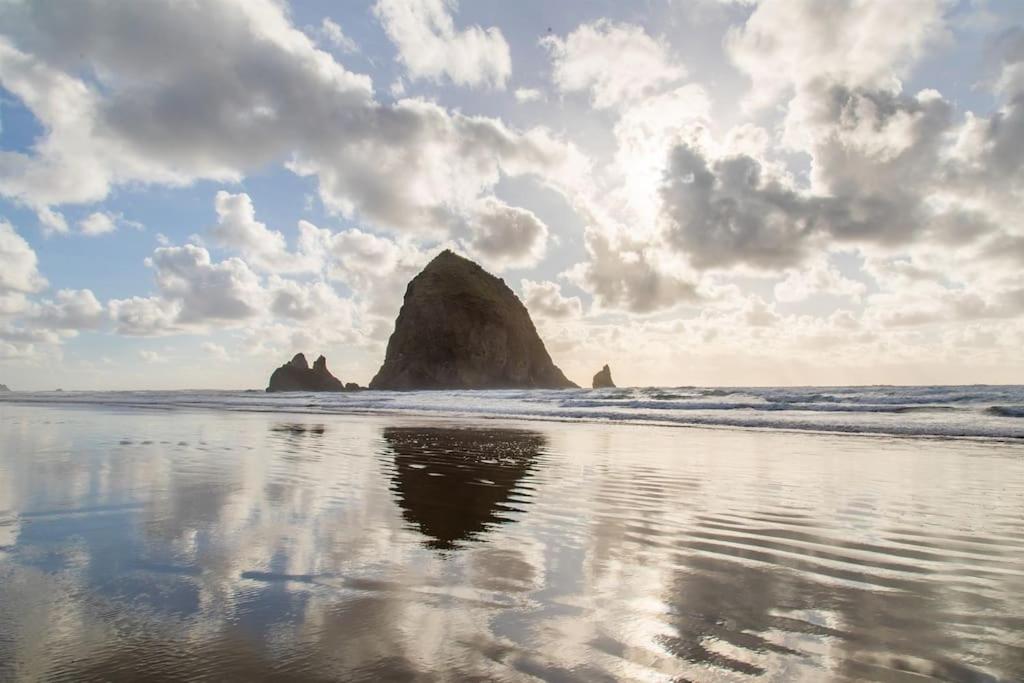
xmin=0 ymin=403 xmax=1022 ymax=681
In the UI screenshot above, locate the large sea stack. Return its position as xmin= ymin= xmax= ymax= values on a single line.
xmin=266 ymin=353 xmax=346 ymax=392
xmin=370 ymin=250 xmax=577 ymax=390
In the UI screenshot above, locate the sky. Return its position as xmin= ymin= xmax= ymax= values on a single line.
xmin=1 ymin=0 xmax=1024 ymax=390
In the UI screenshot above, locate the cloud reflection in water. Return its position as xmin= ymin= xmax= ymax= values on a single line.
xmin=0 ymin=405 xmax=1023 ymax=681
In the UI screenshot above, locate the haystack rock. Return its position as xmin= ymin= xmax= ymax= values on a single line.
xmin=592 ymin=364 xmax=615 ymax=389
xmin=370 ymin=250 xmax=577 ymax=390
xmin=266 ymin=353 xmax=345 ymax=392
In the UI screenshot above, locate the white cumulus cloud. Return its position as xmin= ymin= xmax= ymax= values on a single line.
xmin=374 ymin=0 xmax=511 ymax=88
xmin=319 ymin=18 xmax=359 ymax=54
xmin=542 ymin=20 xmax=686 ymax=109
xmin=521 ymin=280 xmax=582 ymax=319
xmin=0 ymin=220 xmax=46 ymax=298
xmin=79 ymin=212 xmax=117 ymax=236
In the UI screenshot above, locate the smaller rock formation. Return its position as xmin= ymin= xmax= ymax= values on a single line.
xmin=344 ymin=382 xmax=362 ymax=391
xmin=0 ymin=383 xmax=9 ymax=392
xmin=266 ymin=353 xmax=345 ymax=392
xmin=592 ymin=364 xmax=615 ymax=388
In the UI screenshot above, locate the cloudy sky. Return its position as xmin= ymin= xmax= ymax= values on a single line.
xmin=1 ymin=0 xmax=1023 ymax=390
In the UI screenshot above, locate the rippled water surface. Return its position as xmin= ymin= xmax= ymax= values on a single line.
xmin=1 ymin=402 xmax=1023 ymax=681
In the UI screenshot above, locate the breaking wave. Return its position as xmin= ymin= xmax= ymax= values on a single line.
xmin=3 ymin=384 xmax=1024 ymax=440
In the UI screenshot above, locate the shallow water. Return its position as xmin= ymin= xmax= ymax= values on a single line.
xmin=1 ymin=402 xmax=1023 ymax=681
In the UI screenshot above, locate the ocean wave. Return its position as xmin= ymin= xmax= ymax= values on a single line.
xmin=4 ymin=386 xmax=1024 ymax=441
xmin=559 ymin=398 xmax=961 ymax=414
xmin=985 ymin=406 xmax=1024 ymax=418
xmin=756 ymin=390 xmax=1015 ymax=406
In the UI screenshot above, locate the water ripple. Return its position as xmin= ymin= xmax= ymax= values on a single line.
xmin=0 ymin=403 xmax=1022 ymax=681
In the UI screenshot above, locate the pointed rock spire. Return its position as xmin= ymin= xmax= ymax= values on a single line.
xmin=592 ymin=364 xmax=615 ymax=388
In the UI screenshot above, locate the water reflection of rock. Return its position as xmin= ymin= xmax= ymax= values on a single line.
xmin=270 ymin=423 xmax=326 ymax=437
xmin=269 ymin=423 xmax=327 ymax=469
xmin=383 ymin=427 xmax=544 ymax=550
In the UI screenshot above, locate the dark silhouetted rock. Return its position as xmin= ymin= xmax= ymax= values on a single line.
xmin=592 ymin=364 xmax=615 ymax=388
xmin=344 ymin=382 xmax=362 ymax=391
xmin=370 ymin=250 xmax=577 ymax=390
xmin=266 ymin=353 xmax=345 ymax=392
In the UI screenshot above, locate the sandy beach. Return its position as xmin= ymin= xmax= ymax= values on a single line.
xmin=1 ymin=400 xmax=1022 ymax=681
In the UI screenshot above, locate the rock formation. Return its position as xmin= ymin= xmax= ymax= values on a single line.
xmin=0 ymin=383 xmax=9 ymax=392
xmin=592 ymin=364 xmax=615 ymax=388
xmin=266 ymin=353 xmax=345 ymax=392
xmin=369 ymin=250 xmax=577 ymax=390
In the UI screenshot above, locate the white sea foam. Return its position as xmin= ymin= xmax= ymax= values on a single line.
xmin=4 ymin=385 xmax=1024 ymax=440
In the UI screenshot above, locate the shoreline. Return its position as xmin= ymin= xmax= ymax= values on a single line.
xmin=4 ymin=391 xmax=1024 ymax=445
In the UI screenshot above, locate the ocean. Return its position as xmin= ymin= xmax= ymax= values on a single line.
xmin=3 ymin=384 xmax=1024 ymax=439
xmin=1 ymin=388 xmax=1023 ymax=681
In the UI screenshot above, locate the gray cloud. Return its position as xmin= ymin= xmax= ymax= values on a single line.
xmin=463 ymin=198 xmax=549 ymax=270
xmin=108 ymin=296 xmax=181 ymax=337
xmin=659 ymin=68 xmax=1024 ymax=273
xmin=566 ymin=229 xmax=701 ymax=314
xmin=660 ymin=144 xmax=821 ymax=269
xmin=520 ymin=280 xmax=583 ymax=319
xmin=872 ymin=287 xmax=1024 ymax=328
xmin=28 ymin=289 xmax=105 ymax=331
xmin=147 ymin=245 xmax=264 ymax=325
xmin=109 ymin=242 xmax=356 ymax=337
xmin=0 ymin=0 xmax=572 ymax=242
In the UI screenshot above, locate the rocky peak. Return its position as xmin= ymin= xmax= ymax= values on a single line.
xmin=267 ymin=353 xmax=346 ymax=392
xmin=592 ymin=364 xmax=615 ymax=389
xmin=370 ymin=250 xmax=577 ymax=390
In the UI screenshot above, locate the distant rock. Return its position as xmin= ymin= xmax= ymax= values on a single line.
xmin=266 ymin=353 xmax=345 ymax=392
xmin=592 ymin=364 xmax=615 ymax=389
xmin=0 ymin=384 xmax=9 ymax=392
xmin=369 ymin=250 xmax=577 ymax=390
xmin=344 ymin=382 xmax=362 ymax=391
